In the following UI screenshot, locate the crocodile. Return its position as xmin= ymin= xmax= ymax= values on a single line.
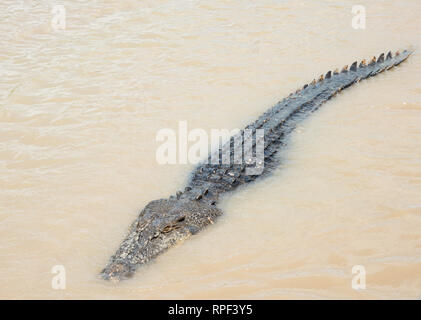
xmin=101 ymin=49 xmax=413 ymax=280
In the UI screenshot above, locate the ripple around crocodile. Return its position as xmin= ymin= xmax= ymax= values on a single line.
xmin=101 ymin=49 xmax=413 ymax=281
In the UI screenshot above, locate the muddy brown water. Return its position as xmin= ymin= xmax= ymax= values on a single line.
xmin=1 ymin=0 xmax=421 ymax=299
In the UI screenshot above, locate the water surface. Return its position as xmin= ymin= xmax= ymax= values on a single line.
xmin=1 ymin=0 xmax=421 ymax=299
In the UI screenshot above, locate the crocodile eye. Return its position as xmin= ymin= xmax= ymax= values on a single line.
xmin=176 ymin=216 xmax=186 ymax=223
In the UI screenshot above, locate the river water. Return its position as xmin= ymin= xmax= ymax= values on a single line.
xmin=1 ymin=0 xmax=421 ymax=299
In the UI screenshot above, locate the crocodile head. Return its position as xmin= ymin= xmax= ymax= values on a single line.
xmin=101 ymin=198 xmax=222 ymax=281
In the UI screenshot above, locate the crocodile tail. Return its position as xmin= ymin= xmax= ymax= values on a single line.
xmin=186 ymin=49 xmax=413 ymax=203
xmin=297 ymin=48 xmax=414 ymax=97
xmin=281 ymin=49 xmax=413 ymax=101
xmin=344 ymin=49 xmax=412 ymax=80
